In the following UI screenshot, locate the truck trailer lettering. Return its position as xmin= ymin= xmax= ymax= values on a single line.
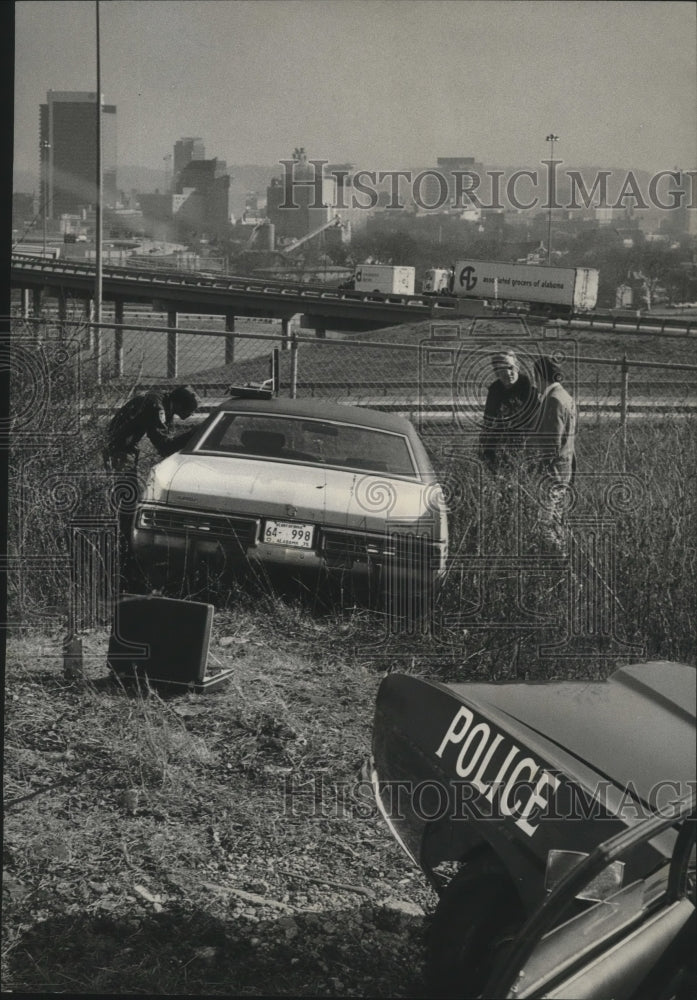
xmin=435 ymin=705 xmax=560 ymax=837
xmin=451 ymin=260 xmax=599 ymax=311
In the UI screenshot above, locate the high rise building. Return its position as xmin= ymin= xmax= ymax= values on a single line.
xmin=173 ymin=137 xmax=205 ymax=188
xmin=266 ymin=149 xmax=356 ymax=240
xmin=659 ymin=168 xmax=695 ymax=237
xmin=436 ymin=156 xmax=485 ymax=210
xmin=173 ymin=157 xmax=232 ymax=237
xmin=40 ymin=90 xmax=117 ymax=218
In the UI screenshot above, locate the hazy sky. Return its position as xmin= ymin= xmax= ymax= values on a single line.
xmin=13 ymin=0 xmax=697 ymax=180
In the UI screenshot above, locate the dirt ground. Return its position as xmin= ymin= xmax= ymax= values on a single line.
xmin=3 ymin=605 xmax=436 ymax=996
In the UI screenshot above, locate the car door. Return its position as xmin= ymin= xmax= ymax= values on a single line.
xmin=484 ymin=791 xmax=696 ymax=1000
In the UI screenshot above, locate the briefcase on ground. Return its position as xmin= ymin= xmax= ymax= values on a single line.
xmin=107 ymin=595 xmax=233 ymax=692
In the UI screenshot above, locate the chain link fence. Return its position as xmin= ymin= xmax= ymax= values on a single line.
xmin=14 ymin=309 xmax=697 ymax=423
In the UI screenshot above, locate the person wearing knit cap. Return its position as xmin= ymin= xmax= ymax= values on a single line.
xmin=478 ymin=350 xmax=539 ymax=472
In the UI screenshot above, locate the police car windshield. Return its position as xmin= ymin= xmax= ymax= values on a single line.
xmin=195 ymin=412 xmax=417 ymax=477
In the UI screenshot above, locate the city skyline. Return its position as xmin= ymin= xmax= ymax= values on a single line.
xmin=13 ymin=0 xmax=697 ymax=188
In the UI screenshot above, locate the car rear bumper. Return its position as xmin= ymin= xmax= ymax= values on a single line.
xmin=131 ymin=505 xmax=445 ymax=593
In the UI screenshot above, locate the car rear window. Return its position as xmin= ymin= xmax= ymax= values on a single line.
xmin=195 ymin=413 xmax=417 ymax=478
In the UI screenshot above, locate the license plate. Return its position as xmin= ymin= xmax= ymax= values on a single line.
xmin=263 ymin=520 xmax=314 ymax=549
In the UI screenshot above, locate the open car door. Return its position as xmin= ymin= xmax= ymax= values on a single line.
xmin=484 ymin=791 xmax=696 ymax=1000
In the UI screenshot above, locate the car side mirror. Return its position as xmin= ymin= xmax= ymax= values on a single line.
xmin=545 ymin=849 xmax=625 ymax=902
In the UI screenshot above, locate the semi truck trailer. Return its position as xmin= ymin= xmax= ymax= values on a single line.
xmin=452 ymin=260 xmax=599 ymax=312
xmin=353 ymin=264 xmax=415 ymax=296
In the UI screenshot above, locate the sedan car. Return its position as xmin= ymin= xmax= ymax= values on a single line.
xmin=131 ymin=396 xmax=448 ymax=609
xmin=370 ymin=661 xmax=696 ymax=996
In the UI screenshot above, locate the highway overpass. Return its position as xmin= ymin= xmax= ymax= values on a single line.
xmin=10 ymin=253 xmax=449 ymax=336
xmin=12 ymin=254 xmax=696 ymax=356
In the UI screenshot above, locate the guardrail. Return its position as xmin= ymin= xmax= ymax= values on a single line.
xmin=550 ymin=311 xmax=697 ymax=336
xmin=10 ymin=253 xmax=433 ymax=309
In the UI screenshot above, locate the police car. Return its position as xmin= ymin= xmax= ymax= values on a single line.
xmin=370 ymin=661 xmax=696 ymax=996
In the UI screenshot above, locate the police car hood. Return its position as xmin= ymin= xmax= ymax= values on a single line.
xmin=446 ymin=662 xmax=695 ymax=804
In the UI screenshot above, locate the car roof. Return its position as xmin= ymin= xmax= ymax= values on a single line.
xmin=214 ymin=396 xmax=417 ymax=437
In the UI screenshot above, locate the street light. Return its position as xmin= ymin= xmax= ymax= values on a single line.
xmin=163 ymin=153 xmax=172 ymax=192
xmin=546 ymin=133 xmax=559 ymax=264
xmin=41 ymin=138 xmax=51 ymax=255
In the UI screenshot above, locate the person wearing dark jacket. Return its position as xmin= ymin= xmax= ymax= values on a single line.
xmin=478 ymin=351 xmax=539 ymax=471
xmin=103 ymin=385 xmax=199 ymax=584
xmin=103 ymin=384 xmax=200 ymax=472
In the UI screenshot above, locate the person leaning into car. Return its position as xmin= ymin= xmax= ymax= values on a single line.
xmin=478 ymin=350 xmax=539 ymax=472
xmin=103 ymin=384 xmax=200 ymax=473
xmin=102 ymin=384 xmax=200 ymax=580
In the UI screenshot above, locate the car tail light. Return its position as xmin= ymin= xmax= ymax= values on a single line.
xmin=136 ymin=505 xmax=258 ymax=544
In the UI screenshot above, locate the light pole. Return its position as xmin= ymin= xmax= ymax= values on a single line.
xmin=94 ymin=0 xmax=103 ymax=382
xmin=163 ymin=153 xmax=172 ymax=192
xmin=546 ymin=133 xmax=559 ymax=264
xmin=41 ymin=138 xmax=51 ymax=255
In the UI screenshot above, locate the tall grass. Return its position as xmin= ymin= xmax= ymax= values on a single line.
xmin=416 ymin=415 xmax=696 ymax=679
xmin=8 ymin=317 xmax=696 ymax=678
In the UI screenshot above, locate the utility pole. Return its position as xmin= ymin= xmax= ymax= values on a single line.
xmin=546 ymin=133 xmax=559 ymax=265
xmin=94 ymin=0 xmax=103 ymax=381
xmin=163 ymin=153 xmax=172 ymax=192
xmin=41 ymin=138 xmax=51 ymax=255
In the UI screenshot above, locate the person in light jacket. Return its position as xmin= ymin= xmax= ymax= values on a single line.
xmin=532 ymin=356 xmax=576 ymax=484
xmin=532 ymin=356 xmax=577 ymax=550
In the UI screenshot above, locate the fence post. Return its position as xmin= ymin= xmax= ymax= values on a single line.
xmin=225 ymin=311 xmax=235 ymax=365
xmin=167 ymin=310 xmax=178 ymax=378
xmin=82 ymin=297 xmax=93 ymax=351
xmin=281 ymin=317 xmax=290 ymax=351
xmin=114 ymin=299 xmax=124 ymax=377
xmin=620 ymin=353 xmax=629 ymax=471
xmin=87 ymin=299 xmax=103 ymax=386
xmin=94 ymin=323 xmax=102 ymax=385
xmin=270 ymin=348 xmax=280 ymax=396
xmin=290 ymin=331 xmax=299 ymax=399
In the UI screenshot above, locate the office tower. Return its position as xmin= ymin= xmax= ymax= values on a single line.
xmin=173 ymin=157 xmax=231 ymax=236
xmin=436 ymin=156 xmax=485 ymax=209
xmin=173 ymin=137 xmax=205 ymax=188
xmin=40 ymin=90 xmax=117 ymax=218
xmin=266 ymin=148 xmax=338 ymax=239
